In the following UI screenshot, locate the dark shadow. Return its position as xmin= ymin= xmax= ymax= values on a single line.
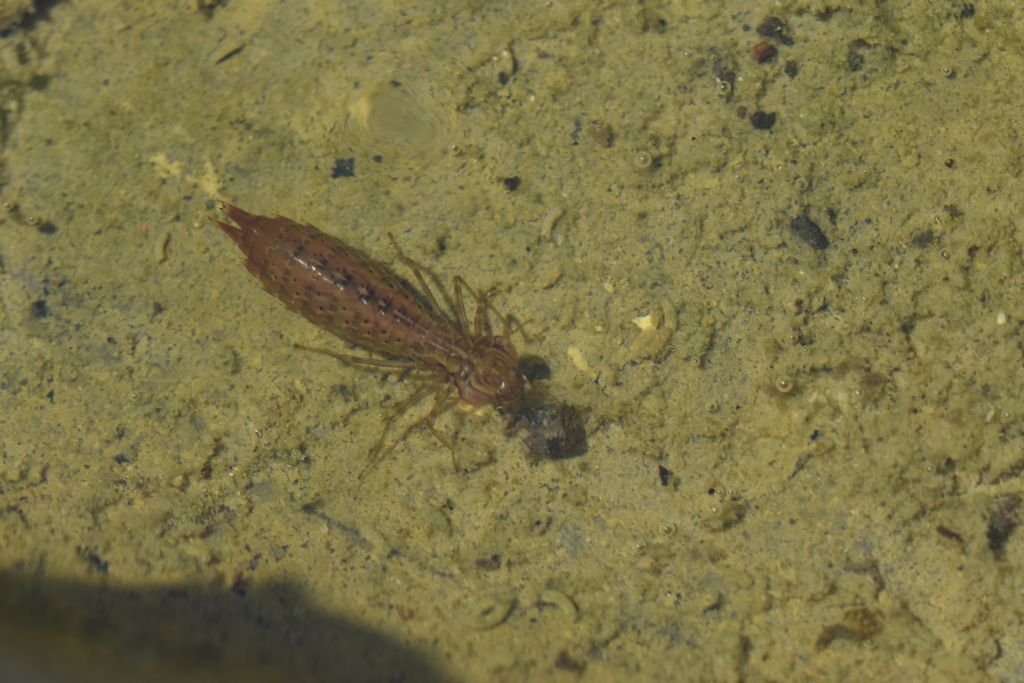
xmin=0 ymin=569 xmax=454 ymax=683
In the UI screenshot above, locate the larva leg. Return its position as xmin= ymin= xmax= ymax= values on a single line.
xmin=453 ymin=276 xmax=508 ymax=337
xmin=451 ymin=276 xmax=480 ymax=336
xmin=452 ymin=276 xmax=533 ymax=342
xmin=358 ymin=378 xmax=448 ymax=479
xmin=386 ymin=232 xmax=449 ymax=317
xmin=294 ymin=344 xmax=420 ymax=370
xmin=423 ymin=389 xmax=461 ymax=471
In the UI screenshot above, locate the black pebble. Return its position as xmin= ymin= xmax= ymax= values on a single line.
xmin=791 ymin=214 xmax=829 ymax=250
xmin=756 ymin=16 xmax=794 ymax=46
xmin=331 ymin=158 xmax=356 ymax=178
xmin=750 ymin=111 xmax=777 ymax=130
xmin=509 ymin=402 xmax=587 ymax=462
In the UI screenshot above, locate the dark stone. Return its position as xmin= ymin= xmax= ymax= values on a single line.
xmin=331 ymin=158 xmax=355 ymax=178
xmin=791 ymin=214 xmax=829 ymax=250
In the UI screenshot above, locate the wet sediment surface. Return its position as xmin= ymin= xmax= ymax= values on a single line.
xmin=1 ymin=2 xmax=1022 ymax=681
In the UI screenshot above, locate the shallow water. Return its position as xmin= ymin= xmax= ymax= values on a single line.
xmin=1 ymin=2 xmax=1022 ymax=681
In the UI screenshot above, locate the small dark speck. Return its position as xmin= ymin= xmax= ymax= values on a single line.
xmin=784 ymin=60 xmax=799 ymax=78
xmin=230 ymin=573 xmax=250 ymax=597
xmin=37 ymin=222 xmax=57 ymax=235
xmin=936 ymin=525 xmax=964 ymax=544
xmin=987 ymin=495 xmax=1020 ymax=555
xmin=702 ymin=594 xmax=725 ymax=613
xmin=372 ymin=154 xmax=383 ymax=163
xmin=847 ymin=51 xmax=865 ymax=72
xmin=658 ymin=465 xmax=672 ymax=487
xmin=554 ymin=650 xmax=586 ymax=674
xmin=249 ymin=554 xmax=263 ymax=571
xmin=756 ymin=16 xmax=785 ymax=38
xmin=750 ymin=111 xmax=777 ymax=130
xmin=331 ymin=158 xmax=356 ymax=178
xmin=571 ymin=117 xmax=582 ymax=145
xmin=501 ymin=176 xmax=521 ymax=191
xmin=498 ymin=71 xmax=510 ymax=85
xmin=30 ymin=299 xmax=48 ymax=319
xmin=911 ymin=230 xmax=935 ymax=248
xmin=791 ymin=214 xmax=829 ymax=250
xmin=81 ymin=550 xmax=109 ymax=574
xmin=756 ymin=16 xmax=793 ymax=45
xmin=215 ymin=45 xmax=245 ymax=65
xmin=475 ymin=554 xmax=502 ymax=571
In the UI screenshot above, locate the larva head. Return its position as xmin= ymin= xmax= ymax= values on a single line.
xmin=456 ymin=336 xmax=527 ymax=407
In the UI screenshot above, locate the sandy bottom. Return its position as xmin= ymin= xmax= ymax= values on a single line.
xmin=1 ymin=2 xmax=1022 ymax=681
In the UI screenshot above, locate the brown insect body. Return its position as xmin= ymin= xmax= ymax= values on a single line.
xmin=212 ymin=203 xmax=526 ymax=409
